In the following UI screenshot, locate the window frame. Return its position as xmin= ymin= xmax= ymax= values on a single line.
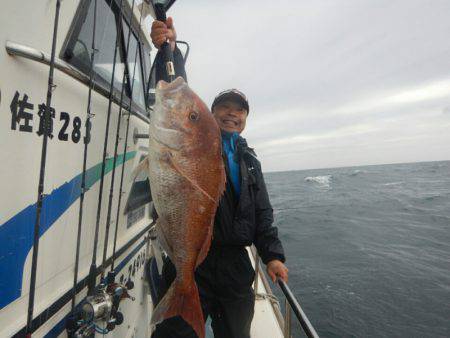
xmin=124 ymin=154 xmax=152 ymax=219
xmin=60 ymin=0 xmax=151 ymax=118
xmin=121 ymin=15 xmax=148 ymax=112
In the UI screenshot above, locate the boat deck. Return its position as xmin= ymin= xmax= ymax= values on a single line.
xmin=249 ymin=247 xmax=284 ymax=338
xmin=205 ymin=247 xmax=284 ymax=338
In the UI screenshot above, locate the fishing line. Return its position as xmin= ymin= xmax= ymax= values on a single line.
xmin=26 ymin=0 xmax=62 ymax=335
xmin=111 ymin=2 xmax=145 ymax=271
xmin=71 ymin=0 xmax=99 ymax=312
xmin=100 ymin=0 xmax=138 ymax=276
xmin=87 ymin=0 xmax=135 ymax=295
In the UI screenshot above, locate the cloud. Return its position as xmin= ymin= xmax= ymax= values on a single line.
xmin=328 ymin=79 xmax=450 ymax=117
xmin=256 ymin=123 xmax=377 ymax=149
xmin=168 ymin=0 xmax=450 ymax=170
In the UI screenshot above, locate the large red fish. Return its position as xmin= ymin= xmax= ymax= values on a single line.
xmin=148 ymin=77 xmax=225 ymax=338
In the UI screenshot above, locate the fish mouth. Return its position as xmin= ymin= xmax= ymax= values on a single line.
xmin=150 ymin=123 xmax=184 ymax=150
xmin=155 ymin=77 xmax=187 ymax=109
xmin=152 ymin=135 xmax=180 ymax=151
xmin=156 ymin=76 xmax=186 ymax=93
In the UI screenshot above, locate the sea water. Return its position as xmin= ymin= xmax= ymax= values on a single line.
xmin=265 ymin=160 xmax=450 ymax=338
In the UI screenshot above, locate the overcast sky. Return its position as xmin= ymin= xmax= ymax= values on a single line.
xmin=167 ymin=0 xmax=450 ymax=172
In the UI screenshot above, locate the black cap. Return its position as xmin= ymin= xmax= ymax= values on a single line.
xmin=211 ymin=89 xmax=249 ymax=114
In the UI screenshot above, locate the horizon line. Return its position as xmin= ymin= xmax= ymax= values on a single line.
xmin=264 ymin=158 xmax=450 ymax=174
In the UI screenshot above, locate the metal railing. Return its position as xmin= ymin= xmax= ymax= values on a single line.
xmin=252 ymin=247 xmax=319 ymax=338
xmin=278 ymin=279 xmax=319 ymax=338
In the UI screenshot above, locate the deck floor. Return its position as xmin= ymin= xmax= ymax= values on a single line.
xmin=205 ymin=248 xmax=284 ymax=338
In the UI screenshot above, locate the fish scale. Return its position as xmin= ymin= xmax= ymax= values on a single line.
xmin=147 ymin=77 xmax=226 ymax=338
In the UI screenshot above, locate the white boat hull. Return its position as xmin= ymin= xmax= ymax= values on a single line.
xmin=0 ymin=1 xmax=285 ymax=337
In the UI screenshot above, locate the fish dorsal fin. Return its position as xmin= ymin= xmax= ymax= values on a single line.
xmin=164 ymin=152 xmax=216 ymax=204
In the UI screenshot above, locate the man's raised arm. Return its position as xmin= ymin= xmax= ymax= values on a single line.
xmin=150 ymin=17 xmax=187 ymax=83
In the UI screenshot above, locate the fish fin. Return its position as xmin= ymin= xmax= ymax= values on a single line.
xmin=156 ymin=220 xmax=174 ymax=259
xmin=151 ymin=279 xmax=205 ymax=338
xmin=130 ymin=156 xmax=149 ymax=181
xmin=195 ymin=220 xmax=212 ymax=268
xmin=165 ymin=153 xmax=216 ymax=204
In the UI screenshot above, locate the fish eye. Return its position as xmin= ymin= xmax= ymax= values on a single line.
xmin=189 ymin=111 xmax=199 ymax=121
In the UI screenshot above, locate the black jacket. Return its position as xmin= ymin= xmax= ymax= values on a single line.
xmin=154 ymin=46 xmax=285 ymax=264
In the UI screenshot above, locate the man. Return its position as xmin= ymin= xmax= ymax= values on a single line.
xmin=151 ymin=17 xmax=288 ymax=338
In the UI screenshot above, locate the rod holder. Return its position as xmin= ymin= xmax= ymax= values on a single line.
xmin=133 ymin=129 xmax=149 ymax=144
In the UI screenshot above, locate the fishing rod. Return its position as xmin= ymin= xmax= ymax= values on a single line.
xmin=111 ymin=3 xmax=145 ymax=271
xmin=145 ymin=38 xmax=189 ymax=107
xmin=87 ymin=0 xmax=137 ymax=295
xmin=26 ymin=0 xmax=62 ymax=335
xmin=71 ymin=0 xmax=99 ymax=312
xmin=153 ymin=2 xmax=175 ymax=82
xmin=144 ymin=1 xmax=186 ymax=107
xmin=100 ymin=0 xmax=139 ymax=276
xmin=66 ymin=2 xmax=138 ymax=335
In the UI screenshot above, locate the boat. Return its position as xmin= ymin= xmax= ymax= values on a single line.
xmin=0 ymin=0 xmax=318 ymax=337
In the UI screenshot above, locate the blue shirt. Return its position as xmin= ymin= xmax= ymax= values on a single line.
xmin=222 ymin=131 xmax=241 ymax=197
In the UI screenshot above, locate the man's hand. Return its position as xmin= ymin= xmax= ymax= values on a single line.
xmin=150 ymin=17 xmax=177 ymax=51
xmin=266 ymin=260 xmax=288 ymax=283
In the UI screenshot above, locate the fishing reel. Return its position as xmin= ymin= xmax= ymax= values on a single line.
xmin=67 ymin=272 xmax=135 ymax=337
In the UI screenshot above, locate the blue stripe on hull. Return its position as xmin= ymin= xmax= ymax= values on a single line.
xmin=0 ymin=152 xmax=136 ymax=309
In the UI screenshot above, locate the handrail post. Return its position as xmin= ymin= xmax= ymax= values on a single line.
xmin=254 ymin=252 xmax=260 ymax=296
xmin=284 ymin=298 xmax=291 ymax=338
xmin=251 ymin=247 xmax=319 ymax=337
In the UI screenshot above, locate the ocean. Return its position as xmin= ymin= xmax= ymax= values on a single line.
xmin=264 ymin=160 xmax=450 ymax=338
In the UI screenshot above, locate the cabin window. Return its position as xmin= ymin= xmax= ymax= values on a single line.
xmin=63 ymin=0 xmax=126 ymax=91
xmin=125 ymin=155 xmax=152 ymax=224
xmin=142 ymin=45 xmax=152 ymax=86
xmin=142 ymin=44 xmax=152 ymax=94
xmin=122 ymin=20 xmax=146 ymax=109
xmin=63 ymin=0 xmax=150 ymax=115
xmin=127 ymin=205 xmax=146 ymax=228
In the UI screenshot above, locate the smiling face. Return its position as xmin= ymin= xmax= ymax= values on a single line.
xmin=212 ymin=100 xmax=248 ymax=134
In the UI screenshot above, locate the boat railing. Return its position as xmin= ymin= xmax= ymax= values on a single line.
xmin=251 ymin=247 xmax=320 ymax=338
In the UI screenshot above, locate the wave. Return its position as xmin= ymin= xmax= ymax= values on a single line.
xmin=383 ymin=181 xmax=403 ymax=186
xmin=349 ymin=169 xmax=368 ymax=176
xmin=420 ymin=194 xmax=443 ymax=202
xmin=304 ymin=175 xmax=332 ymax=188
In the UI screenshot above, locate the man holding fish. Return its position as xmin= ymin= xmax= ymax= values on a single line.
xmin=149 ymin=17 xmax=288 ymax=338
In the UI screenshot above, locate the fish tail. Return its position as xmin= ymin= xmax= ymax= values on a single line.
xmin=151 ymin=278 xmax=205 ymax=338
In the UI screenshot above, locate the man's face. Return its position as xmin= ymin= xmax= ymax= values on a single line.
xmin=212 ymin=100 xmax=248 ymax=134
